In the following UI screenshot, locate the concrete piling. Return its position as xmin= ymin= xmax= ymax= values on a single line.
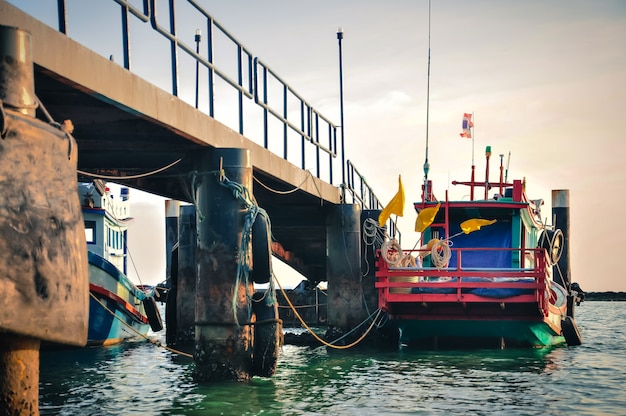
xmin=326 ymin=204 xmax=365 ymax=343
xmin=0 ymin=24 xmax=88 ymax=413
xmin=0 ymin=335 xmax=39 ymax=415
xmin=174 ymin=205 xmax=197 ymax=347
xmin=194 ymin=148 xmax=255 ymax=381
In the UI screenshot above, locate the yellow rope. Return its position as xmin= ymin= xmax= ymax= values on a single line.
xmin=89 ymin=292 xmax=193 ymax=358
xmin=274 ymin=275 xmax=382 ymax=349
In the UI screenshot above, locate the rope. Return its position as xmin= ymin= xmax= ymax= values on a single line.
xmin=35 ymin=95 xmax=73 ymax=158
xmin=253 ymin=171 xmax=311 ymax=195
xmin=274 ymin=273 xmax=383 ymax=349
xmin=430 ymin=239 xmax=452 ymax=269
xmin=254 ymin=170 xmax=323 ymax=206
xmin=89 ymin=292 xmax=192 ymax=358
xmin=381 ymin=239 xmax=403 ymax=267
xmin=216 ymin=173 xmax=272 ymax=327
xmin=77 ymin=158 xmax=182 ymax=180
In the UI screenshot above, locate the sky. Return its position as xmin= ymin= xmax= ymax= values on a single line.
xmin=7 ymin=0 xmax=625 ymax=292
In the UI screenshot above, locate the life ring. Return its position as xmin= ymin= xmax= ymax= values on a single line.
xmin=250 ymin=214 xmax=273 ymax=284
xmin=143 ymin=296 xmax=164 ymax=332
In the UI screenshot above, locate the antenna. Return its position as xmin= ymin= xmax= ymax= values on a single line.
xmin=505 ymin=151 xmax=511 ymax=183
xmin=422 ymin=0 xmax=432 ymax=201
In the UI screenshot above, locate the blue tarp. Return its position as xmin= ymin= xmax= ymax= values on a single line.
xmin=448 ymin=220 xmax=512 ymax=268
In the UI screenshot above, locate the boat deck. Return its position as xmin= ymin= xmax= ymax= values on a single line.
xmin=375 ymin=247 xmax=553 ymax=321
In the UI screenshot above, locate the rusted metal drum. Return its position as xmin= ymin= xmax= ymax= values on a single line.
xmin=0 ymin=107 xmax=89 ymax=346
xmin=0 ymin=25 xmax=36 ymax=116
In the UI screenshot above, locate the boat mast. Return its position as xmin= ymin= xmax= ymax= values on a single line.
xmin=422 ymin=0 xmax=432 ymax=203
xmin=470 ymin=112 xmax=475 ymax=200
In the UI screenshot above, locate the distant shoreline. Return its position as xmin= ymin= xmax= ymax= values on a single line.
xmin=583 ymin=292 xmax=626 ymax=301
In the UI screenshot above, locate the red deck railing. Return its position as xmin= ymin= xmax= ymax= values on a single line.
xmin=375 ymin=247 xmax=550 ymax=317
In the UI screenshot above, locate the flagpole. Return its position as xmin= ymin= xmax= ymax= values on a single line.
xmin=422 ymin=0 xmax=432 ymax=203
xmin=470 ymin=111 xmax=475 ymax=200
xmin=471 ymin=111 xmax=475 ymax=166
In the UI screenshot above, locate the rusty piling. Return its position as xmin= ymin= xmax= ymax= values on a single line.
xmin=194 ymin=148 xmax=255 ymax=381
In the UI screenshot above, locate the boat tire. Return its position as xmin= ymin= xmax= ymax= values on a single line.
xmin=251 ymin=214 xmax=273 ymax=284
xmin=143 ymin=296 xmax=164 ymax=332
xmin=252 ymin=292 xmax=281 ymax=377
xmin=561 ymin=316 xmax=582 ymax=346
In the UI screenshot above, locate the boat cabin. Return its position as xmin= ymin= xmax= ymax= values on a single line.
xmin=79 ymin=181 xmax=132 ymax=275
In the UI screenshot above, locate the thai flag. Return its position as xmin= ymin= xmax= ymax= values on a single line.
xmin=460 ymin=113 xmax=473 ymax=138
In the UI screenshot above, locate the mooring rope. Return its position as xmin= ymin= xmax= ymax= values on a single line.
xmin=253 ymin=171 xmax=312 ymax=195
xmin=274 ymin=274 xmax=383 ymax=349
xmin=216 ymin=173 xmax=273 ymax=327
xmin=77 ymin=158 xmax=182 ymax=180
xmin=89 ymin=292 xmax=193 ymax=358
xmin=35 ymin=95 xmax=74 ymax=158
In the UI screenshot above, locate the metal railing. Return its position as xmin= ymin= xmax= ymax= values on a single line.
xmin=38 ymin=0 xmax=396 ymax=226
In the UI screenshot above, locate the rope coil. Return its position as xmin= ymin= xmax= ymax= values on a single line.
xmin=430 ymin=239 xmax=452 ymax=269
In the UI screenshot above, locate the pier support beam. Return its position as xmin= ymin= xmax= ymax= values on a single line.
xmin=361 ymin=210 xmax=382 ymax=315
xmin=168 ymin=205 xmax=197 ymax=348
xmin=194 ymin=148 xmax=255 ymax=382
xmin=326 ymin=204 xmax=365 ymax=343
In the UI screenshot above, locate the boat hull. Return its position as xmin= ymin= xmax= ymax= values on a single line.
xmin=87 ymin=251 xmax=151 ymax=346
xmin=396 ymin=318 xmax=565 ymax=348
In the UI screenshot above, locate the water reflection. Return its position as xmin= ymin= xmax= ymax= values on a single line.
xmin=38 ymin=303 xmax=626 ymax=415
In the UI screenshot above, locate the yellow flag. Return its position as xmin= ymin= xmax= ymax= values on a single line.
xmin=414 ymin=202 xmax=440 ymax=232
xmin=460 ymin=218 xmax=497 ymax=234
xmin=378 ymin=175 xmax=405 ymax=226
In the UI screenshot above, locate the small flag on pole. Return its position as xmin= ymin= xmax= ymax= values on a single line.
xmin=460 ymin=113 xmax=473 ymax=138
xmin=378 ymin=175 xmax=405 ymax=226
xmin=415 ymin=202 xmax=440 ymax=233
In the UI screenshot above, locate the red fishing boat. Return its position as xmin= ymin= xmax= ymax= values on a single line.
xmin=375 ymin=146 xmax=583 ymax=348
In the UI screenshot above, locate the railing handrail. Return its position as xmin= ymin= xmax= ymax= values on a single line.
xmin=31 ymin=0 xmax=394 ymax=225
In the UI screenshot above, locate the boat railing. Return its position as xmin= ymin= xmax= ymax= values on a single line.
xmin=375 ymin=247 xmax=550 ymax=317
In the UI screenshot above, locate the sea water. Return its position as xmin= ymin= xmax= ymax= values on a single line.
xmin=39 ymin=301 xmax=626 ymax=415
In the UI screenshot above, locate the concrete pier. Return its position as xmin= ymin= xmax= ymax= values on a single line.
xmin=194 ymin=148 xmax=255 ymax=382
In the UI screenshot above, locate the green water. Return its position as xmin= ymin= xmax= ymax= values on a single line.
xmin=39 ymin=302 xmax=625 ymax=415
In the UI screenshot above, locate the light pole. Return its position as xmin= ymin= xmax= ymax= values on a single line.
xmin=337 ymin=27 xmax=346 ymax=187
xmin=195 ymin=29 xmax=201 ymax=109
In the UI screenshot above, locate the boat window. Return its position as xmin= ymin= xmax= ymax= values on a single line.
xmin=84 ymin=220 xmax=96 ymax=244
